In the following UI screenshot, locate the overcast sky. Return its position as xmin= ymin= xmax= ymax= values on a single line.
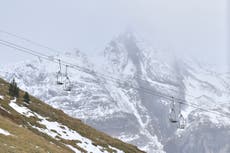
xmin=0 ymin=0 xmax=228 ymax=72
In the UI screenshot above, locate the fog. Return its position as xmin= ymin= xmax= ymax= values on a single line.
xmin=0 ymin=0 xmax=228 ymax=72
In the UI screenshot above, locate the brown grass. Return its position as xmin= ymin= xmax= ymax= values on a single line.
xmin=0 ymin=78 xmax=145 ymax=153
xmin=0 ymin=115 xmax=73 ymax=153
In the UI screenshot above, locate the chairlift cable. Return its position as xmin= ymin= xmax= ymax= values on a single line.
xmin=0 ymin=30 xmax=61 ymax=54
xmin=0 ymin=39 xmax=229 ymax=119
xmin=0 ymin=31 xmax=227 ymax=107
xmin=0 ymin=30 xmax=212 ymax=101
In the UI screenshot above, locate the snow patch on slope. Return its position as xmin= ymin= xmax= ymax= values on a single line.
xmin=9 ymin=99 xmax=34 ymax=117
xmin=9 ymin=98 xmax=124 ymax=153
xmin=0 ymin=128 xmax=11 ymax=136
xmin=0 ymin=95 xmax=4 ymax=100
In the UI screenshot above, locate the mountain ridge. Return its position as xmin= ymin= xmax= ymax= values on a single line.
xmin=1 ymin=32 xmax=230 ymax=153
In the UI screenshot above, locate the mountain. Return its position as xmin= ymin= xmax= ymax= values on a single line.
xmin=0 ymin=77 xmax=144 ymax=153
xmin=1 ymin=32 xmax=230 ymax=153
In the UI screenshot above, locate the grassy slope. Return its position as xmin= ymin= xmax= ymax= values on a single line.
xmin=0 ymin=78 xmax=145 ymax=153
xmin=0 ymin=115 xmax=72 ymax=153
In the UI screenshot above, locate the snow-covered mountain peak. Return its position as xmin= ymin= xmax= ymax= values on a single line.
xmin=1 ymin=33 xmax=230 ymax=153
xmin=101 ymin=31 xmax=177 ymax=83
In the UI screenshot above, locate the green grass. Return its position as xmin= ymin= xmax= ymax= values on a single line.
xmin=0 ymin=78 xmax=145 ymax=153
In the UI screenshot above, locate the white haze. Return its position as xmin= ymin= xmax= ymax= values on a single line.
xmin=0 ymin=0 xmax=228 ymax=72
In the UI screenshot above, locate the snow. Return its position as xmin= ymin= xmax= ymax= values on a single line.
xmin=182 ymin=64 xmax=230 ymax=126
xmin=66 ymin=145 xmax=81 ymax=153
xmin=9 ymin=99 xmax=35 ymax=117
xmin=109 ymin=146 xmax=124 ymax=153
xmin=118 ymin=134 xmax=140 ymax=142
xmin=33 ymin=119 xmax=123 ymax=153
xmin=8 ymin=98 xmax=124 ymax=153
xmin=0 ymin=95 xmax=4 ymax=100
xmin=2 ymin=34 xmax=230 ymax=153
xmin=0 ymin=128 xmax=11 ymax=136
xmin=0 ymin=105 xmax=11 ymax=114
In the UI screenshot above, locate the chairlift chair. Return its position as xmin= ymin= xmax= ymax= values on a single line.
xmin=169 ymin=108 xmax=178 ymax=123
xmin=169 ymin=97 xmax=178 ymax=123
xmin=56 ymin=71 xmax=64 ymax=85
xmin=178 ymin=114 xmax=186 ymax=129
xmin=63 ymin=65 xmax=72 ymax=91
xmin=64 ymin=76 xmax=72 ymax=91
xmin=177 ymin=102 xmax=186 ymax=129
xmin=56 ymin=59 xmax=64 ymax=85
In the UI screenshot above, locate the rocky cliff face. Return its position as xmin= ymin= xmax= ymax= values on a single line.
xmin=1 ymin=32 xmax=230 ymax=153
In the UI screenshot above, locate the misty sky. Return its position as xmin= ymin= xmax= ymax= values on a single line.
xmin=0 ymin=0 xmax=228 ymax=72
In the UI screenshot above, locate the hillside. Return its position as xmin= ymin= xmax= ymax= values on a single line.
xmin=0 ymin=77 xmax=144 ymax=153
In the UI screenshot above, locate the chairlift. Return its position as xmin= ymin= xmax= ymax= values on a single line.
xmin=177 ymin=102 xmax=186 ymax=129
xmin=56 ymin=59 xmax=64 ymax=85
xmin=178 ymin=114 xmax=186 ymax=129
xmin=63 ymin=65 xmax=72 ymax=91
xmin=169 ymin=97 xmax=178 ymax=123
